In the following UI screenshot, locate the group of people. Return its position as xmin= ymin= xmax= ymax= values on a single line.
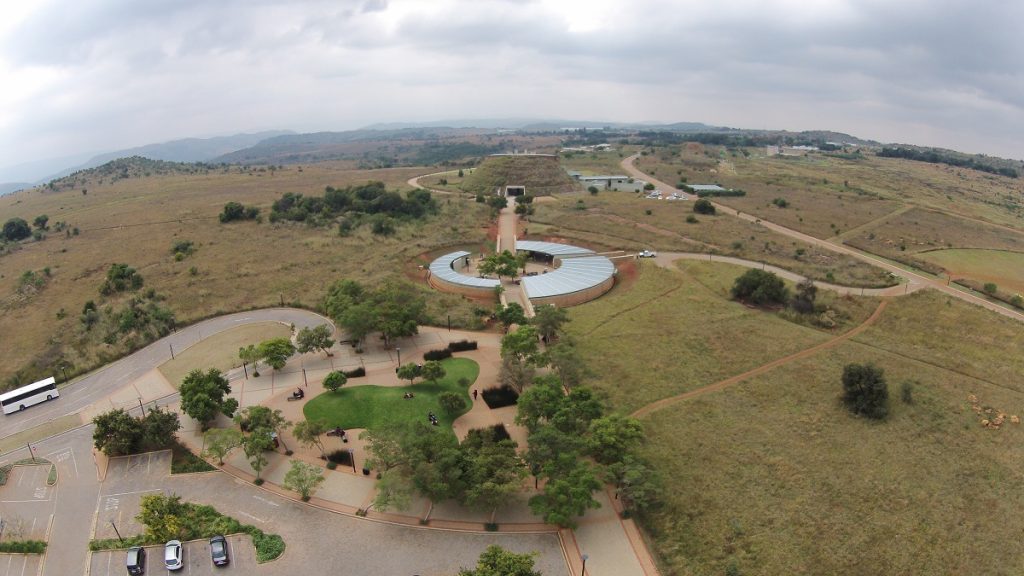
xmin=427 ymin=412 xmax=439 ymax=426
xmin=403 ymin=392 xmax=416 ymax=399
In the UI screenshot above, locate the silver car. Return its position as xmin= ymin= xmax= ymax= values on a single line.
xmin=164 ymin=540 xmax=183 ymax=571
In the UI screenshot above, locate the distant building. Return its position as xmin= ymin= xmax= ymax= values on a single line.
xmin=766 ymin=145 xmax=780 ymax=156
xmin=571 ymin=174 xmax=646 ymax=192
xmin=688 ymin=184 xmax=727 ymax=193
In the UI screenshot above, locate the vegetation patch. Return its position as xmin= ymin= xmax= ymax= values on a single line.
xmin=170 ymin=439 xmax=216 ymax=474
xmin=918 ymin=248 xmax=1024 ymax=295
xmin=0 ymin=541 xmax=47 ymax=554
xmin=481 ymin=385 xmax=519 ymax=409
xmin=303 ymin=358 xmax=478 ymax=432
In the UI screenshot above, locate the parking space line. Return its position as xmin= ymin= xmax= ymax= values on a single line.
xmin=0 ymin=499 xmax=52 ymax=504
xmin=237 ymin=511 xmax=267 ymax=524
xmin=100 ymin=488 xmax=162 ymax=498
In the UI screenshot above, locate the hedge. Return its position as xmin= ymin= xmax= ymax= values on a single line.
xmin=342 ymin=367 xmax=366 ymax=378
xmin=423 ymin=348 xmax=453 ymax=361
xmin=447 ymin=340 xmax=478 ymax=352
xmin=482 ymin=385 xmax=519 ymax=409
xmin=327 ymin=449 xmax=353 ymax=467
xmin=0 ymin=541 xmax=47 ymax=554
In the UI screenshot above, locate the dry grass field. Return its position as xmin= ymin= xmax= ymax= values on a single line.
xmin=569 ymin=263 xmax=1024 ymax=575
xmin=917 ymin=249 xmax=1024 ymax=295
xmin=0 ymin=162 xmax=492 ymax=387
xmin=530 ymin=192 xmax=895 ymax=287
xmin=157 ymin=322 xmax=293 ymax=387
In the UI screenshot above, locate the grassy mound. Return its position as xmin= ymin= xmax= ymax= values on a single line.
xmin=460 ymin=155 xmax=578 ymax=196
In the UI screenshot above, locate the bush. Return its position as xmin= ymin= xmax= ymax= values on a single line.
xmin=468 ymin=424 xmax=511 ymax=443
xmin=693 ymin=198 xmax=716 ymax=215
xmin=901 ymin=381 xmax=915 ymax=404
xmin=439 ymin=391 xmax=468 ymax=415
xmin=685 ymin=215 xmax=698 ymax=223
xmin=448 ymin=340 xmax=478 ymax=352
xmin=326 ymin=461 xmax=338 ymax=470
xmin=2 ymin=218 xmax=31 ymax=241
xmin=731 ymin=269 xmax=789 ymax=306
xmin=482 ymin=385 xmax=519 ymax=409
xmin=342 ymin=366 xmax=366 ymax=378
xmin=423 ymin=348 xmax=453 ymax=361
xmin=0 ymin=541 xmax=47 ymax=554
xmin=842 ymin=363 xmax=889 ymax=419
xmin=327 ymin=449 xmax=353 ymax=467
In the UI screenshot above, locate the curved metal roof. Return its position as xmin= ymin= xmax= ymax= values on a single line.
xmin=428 ymin=251 xmax=501 ymax=289
xmin=515 ymin=240 xmax=594 ymax=258
xmin=522 ymin=255 xmax=615 ymax=299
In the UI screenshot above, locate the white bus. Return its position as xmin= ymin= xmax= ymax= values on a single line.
xmin=0 ymin=377 xmax=59 ymax=415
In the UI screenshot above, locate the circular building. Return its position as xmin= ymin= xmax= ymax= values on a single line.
xmin=515 ymin=241 xmax=616 ymax=307
xmin=427 ymin=251 xmax=501 ymax=298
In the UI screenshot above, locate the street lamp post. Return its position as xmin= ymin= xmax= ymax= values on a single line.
xmin=60 ymin=365 xmax=69 ymax=383
xmin=581 ymin=554 xmax=588 ymax=576
xmin=396 ymin=347 xmax=401 ymax=367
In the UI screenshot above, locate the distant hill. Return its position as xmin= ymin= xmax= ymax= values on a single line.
xmin=0 ymin=182 xmax=31 ymax=196
xmin=460 ymin=155 xmax=578 ymax=196
xmin=39 ymin=130 xmax=293 ymax=183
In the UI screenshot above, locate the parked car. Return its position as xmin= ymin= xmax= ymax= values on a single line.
xmin=126 ymin=546 xmax=146 ymax=575
xmin=164 ymin=540 xmax=183 ymax=571
xmin=638 ymin=250 xmax=657 ymax=258
xmin=210 ymin=535 xmax=230 ymax=566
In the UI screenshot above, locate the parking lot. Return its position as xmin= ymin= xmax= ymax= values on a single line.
xmin=89 ymin=535 xmax=255 ymax=576
xmin=0 ymin=554 xmax=41 ymax=576
xmin=0 ymin=464 xmax=55 ymax=541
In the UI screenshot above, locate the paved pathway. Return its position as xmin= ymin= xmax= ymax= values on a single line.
xmin=622 ymin=154 xmax=1024 ymax=323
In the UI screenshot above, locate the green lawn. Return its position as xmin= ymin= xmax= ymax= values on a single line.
xmin=303 ymin=358 xmax=479 ymax=431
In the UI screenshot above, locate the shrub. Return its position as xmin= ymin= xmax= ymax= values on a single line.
xmin=448 ymin=340 xmax=478 ymax=352
xmin=772 ymin=197 xmax=790 ymax=208
xmin=342 ymin=366 xmax=366 ymax=378
xmin=326 ymin=461 xmax=338 ymax=470
xmin=423 ymin=348 xmax=453 ymax=361
xmin=482 ymin=385 xmax=519 ymax=409
xmin=901 ymin=380 xmax=915 ymax=404
xmin=842 ymin=363 xmax=889 ymax=419
xmin=327 ymin=449 xmax=353 ymax=467
xmin=983 ymin=282 xmax=998 ymax=295
xmin=731 ymin=269 xmax=789 ymax=306
xmin=439 ymin=391 xmax=468 ymax=415
xmin=686 ymin=215 xmax=698 ymax=223
xmin=2 ymin=218 xmax=31 ymax=241
xmin=0 ymin=541 xmax=46 ymax=554
xmin=693 ymin=198 xmax=716 ymax=215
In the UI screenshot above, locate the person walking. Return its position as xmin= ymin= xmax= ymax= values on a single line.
xmin=472 ymin=389 xmax=478 ymax=400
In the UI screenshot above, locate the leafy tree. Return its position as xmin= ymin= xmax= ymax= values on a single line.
xmin=458 ymin=545 xmax=541 ymax=576
xmin=529 ymin=459 xmax=602 ymax=528
xmin=501 ymin=325 xmax=541 ymax=363
xmin=242 ymin=428 xmax=274 ymax=480
xmin=137 ymin=493 xmax=187 ymax=541
xmin=293 ymin=419 xmax=329 ymax=458
xmin=282 ymin=460 xmax=325 ymax=501
xmin=99 ymin=263 xmax=143 ymax=295
xmin=322 ymin=370 xmax=348 ymax=393
xmin=202 ymin=428 xmax=243 ymax=464
xmin=731 ymin=269 xmax=790 ymax=306
xmin=337 ymin=302 xmax=376 ymax=351
xmin=92 ymin=409 xmax=142 ymax=456
xmin=360 ymin=423 xmax=409 ymax=472
xmin=841 ymin=363 xmax=889 ymax=419
xmin=397 ymin=363 xmax=419 ymax=385
xmin=478 ymin=250 xmax=520 ymax=280
xmin=404 ymin=424 xmax=465 ymax=503
xmin=219 ymin=201 xmax=258 ymax=223
xmin=551 ymin=387 xmax=604 ymax=435
xmin=296 ymin=324 xmax=335 ymax=356
xmin=499 ymin=355 xmax=536 ymax=394
xmin=371 ymin=469 xmax=413 ymax=512
xmin=693 ymin=198 xmax=716 ymax=214
xmin=179 ymin=369 xmax=237 ymax=430
xmin=372 ymin=280 xmax=426 ymax=345
xmin=32 ymin=214 xmax=48 ymax=230
xmin=525 ymin=425 xmax=583 ymax=487
xmin=140 ymin=407 xmax=181 ymax=449
xmin=984 ymin=282 xmax=998 ymax=295
xmin=515 ymin=376 xmax=566 ymax=432
xmin=258 ymin=338 xmax=296 ymax=370
xmin=532 ymin=304 xmax=569 ymax=341
xmin=495 ymin=303 xmax=528 ymax=333
xmin=460 ymin=431 xmax=527 ymax=514
xmin=587 ymin=415 xmax=645 ymax=464
xmin=238 ymin=344 xmax=261 ymax=377
xmin=546 ymin=337 xmax=586 ymax=388
xmin=235 ymin=406 xmax=291 ymax=450
xmin=438 ymin=391 xmax=467 ymax=415
xmin=791 ymin=278 xmax=818 ymax=314
xmin=420 ymin=360 xmax=446 ymax=384
xmin=604 ymin=455 xmax=663 ymax=514
xmin=2 ymin=218 xmax=31 ymax=241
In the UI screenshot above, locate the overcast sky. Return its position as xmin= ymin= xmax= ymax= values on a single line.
xmin=1 ymin=0 xmax=1022 ymax=177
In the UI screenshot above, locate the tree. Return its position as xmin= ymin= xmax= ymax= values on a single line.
xmin=501 ymin=325 xmax=541 ymax=363
xmin=338 ymin=302 xmax=376 ymax=351
xmin=99 ymin=263 xmax=143 ymax=295
xmin=984 ymin=282 xmax=998 ymax=295
xmin=258 ymin=338 xmax=296 ymax=370
xmin=420 ymin=360 xmax=446 ymax=384
xmin=730 ymin=269 xmax=790 ymax=306
xmin=235 ymin=406 xmax=291 ymax=450
xmin=137 ymin=494 xmax=188 ymax=541
xmin=460 ymin=431 xmax=527 ymax=514
xmin=293 ymin=419 xmax=329 ymax=458
xmin=92 ymin=409 xmax=142 ymax=456
xmin=202 ymin=428 xmax=243 ymax=465
xmin=525 ymin=425 xmax=583 ymax=487
xmin=841 ymin=363 xmax=889 ymax=419
xmin=529 ymin=459 xmax=602 ymax=528
xmin=3 ymin=218 xmax=31 ymax=241
xmin=495 ymin=303 xmax=528 ymax=333
xmin=515 ymin=376 xmax=566 ymax=433
xmin=458 ymin=545 xmax=541 ymax=576
xmin=478 ymin=251 xmax=520 ymax=280
xmin=242 ymin=428 xmax=274 ymax=480
xmin=532 ymin=304 xmax=569 ymax=342
xmin=499 ymin=355 xmax=536 ymax=394
xmin=604 ymin=455 xmax=663 ymax=514
xmin=360 ymin=423 xmax=409 ymax=472
xmin=693 ymin=198 xmax=716 ymax=214
xmin=32 ymin=214 xmax=49 ymax=230
xmin=239 ymin=344 xmax=261 ymax=377
xmin=140 ymin=407 xmax=180 ymax=450
xmin=372 ymin=279 xmax=426 ymax=346
xmin=179 ymin=369 xmax=237 ymax=430
xmin=371 ymin=469 xmax=413 ymax=512
xmin=283 ymin=460 xmax=325 ymax=501
xmin=546 ymin=337 xmax=586 ymax=388
xmin=219 ymin=201 xmax=255 ymax=223
xmin=791 ymin=278 xmax=818 ymax=314
xmin=397 ymin=363 xmax=419 ymax=385
xmin=322 ymin=371 xmax=347 ymax=393
xmin=296 ymin=324 xmax=335 ymax=356
xmin=586 ymin=415 xmax=645 ymax=464
xmin=438 ymin=391 xmax=467 ymax=415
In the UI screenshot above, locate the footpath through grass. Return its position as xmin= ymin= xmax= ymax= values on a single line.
xmin=303 ymin=358 xmax=478 ymax=432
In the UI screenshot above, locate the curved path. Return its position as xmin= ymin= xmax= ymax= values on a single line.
xmin=0 ymin=308 xmax=332 ymax=440
xmin=622 ymin=154 xmax=1024 ymax=322
xmin=631 ymin=299 xmax=890 ymax=419
xmin=653 ymin=252 xmax=920 ymax=296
